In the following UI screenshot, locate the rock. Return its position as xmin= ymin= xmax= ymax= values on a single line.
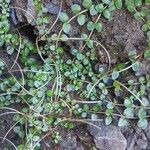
xmin=135 ymin=128 xmax=148 ymax=149
xmin=41 ymin=137 xmax=54 ymax=150
xmin=145 ymin=122 xmax=150 ymax=139
xmin=25 ymin=0 xmax=36 ymax=25
xmin=10 ymin=7 xmax=18 ymax=25
xmin=94 ymin=63 xmax=108 ymax=74
xmin=76 ymin=142 xmax=85 ymax=150
xmin=12 ymin=0 xmax=27 ymax=23
xmin=112 ymin=10 xmax=145 ymax=53
xmin=99 ymin=9 xmax=146 ymax=64
xmin=66 ymin=0 xmax=82 ymax=6
xmin=126 ymin=133 xmax=137 ymax=150
xmin=135 ymin=59 xmax=150 ymax=76
xmin=76 ymin=125 xmax=93 ymax=145
xmin=60 ymin=131 xmax=77 ymax=150
xmin=43 ymin=2 xmax=61 ymax=15
xmin=136 ymin=138 xmax=148 ymax=149
xmin=134 ymin=145 xmax=142 ymax=150
xmin=87 ymin=121 xmax=127 ymax=150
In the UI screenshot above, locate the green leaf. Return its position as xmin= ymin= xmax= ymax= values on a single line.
xmin=125 ymin=0 xmax=135 ymax=12
xmin=62 ymin=23 xmax=71 ymax=34
xmin=106 ymin=109 xmax=113 ymax=116
xmin=83 ymin=58 xmax=89 ymax=65
xmin=111 ymin=71 xmax=119 ymax=80
xmin=13 ymin=126 xmax=21 ymax=133
xmin=103 ymin=9 xmax=111 ymax=19
xmin=71 ymin=4 xmax=81 ymax=14
xmin=56 ymin=47 xmax=64 ymax=54
xmin=86 ymin=83 xmax=92 ymax=91
xmin=82 ymin=0 xmax=92 ymax=9
xmin=68 ymin=122 xmax=75 ymax=129
xmin=6 ymin=46 xmax=14 ymax=55
xmin=95 ymin=22 xmax=103 ymax=32
xmin=77 ymin=53 xmax=84 ymax=60
xmin=59 ymin=12 xmax=69 ymax=22
xmin=138 ymin=119 xmax=148 ymax=129
xmin=114 ymin=0 xmax=122 ymax=9
xmin=91 ymin=114 xmax=98 ymax=120
xmin=105 ymin=116 xmax=112 ymax=125
xmin=146 ymin=0 xmax=150 ymax=4
xmin=102 ymin=0 xmax=112 ymax=4
xmin=108 ymin=4 xmax=116 ymax=11
xmin=123 ymin=108 xmax=134 ymax=118
xmin=98 ymin=82 xmax=105 ymax=89
xmin=46 ymin=90 xmax=53 ymax=97
xmin=47 ymin=116 xmax=54 ymax=124
xmin=95 ymin=4 xmax=104 ymax=13
xmin=77 ymin=14 xmax=86 ymax=26
xmin=87 ymin=21 xmax=95 ymax=30
xmin=51 ymin=34 xmax=58 ymax=40
xmin=86 ymin=40 xmax=94 ymax=48
xmin=0 ymin=39 xmax=4 ymax=47
xmin=144 ymin=50 xmax=150 ymax=58
xmin=90 ymin=5 xmax=98 ymax=16
xmin=83 ymin=104 xmax=89 ymax=112
xmin=141 ymin=8 xmax=149 ymax=17
xmin=132 ymin=61 xmax=140 ymax=71
xmin=107 ymin=102 xmax=114 ymax=109
xmin=0 ymin=60 xmax=4 ymax=67
xmin=134 ymin=12 xmax=141 ymax=20
xmin=92 ymin=103 xmax=101 ymax=112
xmin=142 ymin=97 xmax=149 ymax=106
xmin=138 ymin=108 xmax=147 ymax=119
xmin=33 ymin=136 xmax=40 ymax=142
xmin=147 ymin=31 xmax=150 ymax=40
xmin=34 ymin=81 xmax=41 ymax=88
xmin=61 ymin=34 xmax=69 ymax=41
xmin=135 ymin=0 xmax=142 ymax=7
xmin=66 ymin=84 xmax=74 ymax=91
xmin=124 ymin=98 xmax=133 ymax=107
xmin=141 ymin=24 xmax=148 ymax=32
xmin=113 ymin=80 xmax=121 ymax=90
xmin=147 ymin=18 xmax=150 ymax=26
xmin=118 ymin=118 xmax=128 ymax=127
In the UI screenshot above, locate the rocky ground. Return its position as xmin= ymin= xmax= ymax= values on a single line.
xmin=0 ymin=0 xmax=150 ymax=150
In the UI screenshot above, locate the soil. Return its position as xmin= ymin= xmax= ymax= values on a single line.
xmin=0 ymin=105 xmax=22 ymax=150
xmin=97 ymin=9 xmax=146 ymax=64
xmin=0 ymin=0 xmax=149 ymax=150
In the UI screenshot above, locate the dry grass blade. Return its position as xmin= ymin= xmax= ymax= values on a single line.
xmin=9 ymin=30 xmax=22 ymax=71
xmin=0 ymin=137 xmax=18 ymax=150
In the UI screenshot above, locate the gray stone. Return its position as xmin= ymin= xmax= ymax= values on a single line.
xmin=60 ymin=132 xmax=77 ymax=150
xmin=76 ymin=142 xmax=85 ymax=150
xmin=145 ymin=122 xmax=150 ymax=139
xmin=126 ymin=133 xmax=137 ymax=150
xmin=134 ymin=145 xmax=142 ymax=150
xmin=136 ymin=138 xmax=148 ymax=149
xmin=135 ymin=59 xmax=150 ymax=76
xmin=25 ymin=0 xmax=36 ymax=24
xmin=135 ymin=129 xmax=148 ymax=149
xmin=12 ymin=0 xmax=27 ymax=23
xmin=43 ymin=2 xmax=60 ymax=15
xmin=87 ymin=121 xmax=127 ymax=150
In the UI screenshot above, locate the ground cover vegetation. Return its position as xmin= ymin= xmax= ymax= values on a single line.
xmin=0 ymin=0 xmax=150 ymax=149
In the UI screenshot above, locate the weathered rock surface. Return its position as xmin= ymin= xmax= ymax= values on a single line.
xmin=25 ymin=0 xmax=36 ymax=24
xmin=135 ymin=59 xmax=150 ymax=76
xmin=87 ymin=121 xmax=127 ymax=150
xmin=125 ymin=127 xmax=149 ymax=150
xmin=98 ymin=9 xmax=146 ymax=64
xmin=60 ymin=131 xmax=77 ymax=150
xmin=12 ymin=0 xmax=27 ymax=23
